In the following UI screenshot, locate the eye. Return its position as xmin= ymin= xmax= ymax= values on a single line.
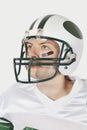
xmin=27 ymin=45 xmax=32 ymax=50
xmin=41 ymin=45 xmax=49 ymax=50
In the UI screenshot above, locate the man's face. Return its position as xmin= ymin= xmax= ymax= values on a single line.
xmin=25 ymin=38 xmax=60 ymax=80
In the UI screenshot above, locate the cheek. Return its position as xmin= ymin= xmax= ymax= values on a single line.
xmin=51 ymin=50 xmax=60 ymax=58
xmin=26 ymin=52 xmax=29 ymax=57
xmin=51 ymin=53 xmax=58 ymax=58
xmin=26 ymin=50 xmax=32 ymax=58
xmin=55 ymin=51 xmax=60 ymax=57
xmin=49 ymin=45 xmax=60 ymax=58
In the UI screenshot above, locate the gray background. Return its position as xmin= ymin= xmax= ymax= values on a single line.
xmin=0 ymin=0 xmax=87 ymax=94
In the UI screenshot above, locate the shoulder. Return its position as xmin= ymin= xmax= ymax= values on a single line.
xmin=0 ymin=82 xmax=36 ymax=103
xmin=81 ymin=79 xmax=87 ymax=85
xmin=70 ymin=76 xmax=87 ymax=87
xmin=70 ymin=76 xmax=87 ymax=95
xmin=0 ymin=83 xmax=18 ymax=104
xmin=75 ymin=77 xmax=87 ymax=95
xmin=79 ymin=78 xmax=87 ymax=88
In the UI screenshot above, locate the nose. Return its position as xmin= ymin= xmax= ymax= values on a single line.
xmin=28 ymin=48 xmax=40 ymax=58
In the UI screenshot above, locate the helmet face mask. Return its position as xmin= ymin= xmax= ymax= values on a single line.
xmin=13 ymin=14 xmax=83 ymax=84
xmin=14 ymin=36 xmax=76 ymax=83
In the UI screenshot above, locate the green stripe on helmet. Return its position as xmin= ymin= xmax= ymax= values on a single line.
xmin=38 ymin=15 xmax=53 ymax=29
xmin=29 ymin=19 xmax=38 ymax=30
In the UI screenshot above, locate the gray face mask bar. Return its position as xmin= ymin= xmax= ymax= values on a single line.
xmin=14 ymin=57 xmax=59 ymax=83
xmin=13 ymin=36 xmax=76 ymax=84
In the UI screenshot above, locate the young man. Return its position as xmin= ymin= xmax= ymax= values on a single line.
xmin=0 ymin=14 xmax=87 ymax=130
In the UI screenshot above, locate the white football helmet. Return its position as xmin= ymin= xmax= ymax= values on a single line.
xmin=14 ymin=14 xmax=83 ymax=83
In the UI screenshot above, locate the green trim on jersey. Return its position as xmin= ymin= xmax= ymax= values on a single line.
xmin=0 ymin=117 xmax=14 ymax=130
xmin=23 ymin=127 xmax=38 ymax=130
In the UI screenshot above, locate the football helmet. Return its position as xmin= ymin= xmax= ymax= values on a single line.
xmin=14 ymin=14 xmax=83 ymax=83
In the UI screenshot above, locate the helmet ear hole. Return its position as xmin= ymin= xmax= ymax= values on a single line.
xmin=63 ymin=21 xmax=83 ymax=39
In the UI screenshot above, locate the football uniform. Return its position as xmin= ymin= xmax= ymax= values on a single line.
xmin=0 ymin=14 xmax=85 ymax=130
xmin=0 ymin=77 xmax=87 ymax=130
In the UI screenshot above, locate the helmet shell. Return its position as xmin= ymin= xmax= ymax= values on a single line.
xmin=25 ymin=14 xmax=83 ymax=75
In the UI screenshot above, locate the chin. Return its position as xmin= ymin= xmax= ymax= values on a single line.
xmin=30 ymin=66 xmax=56 ymax=79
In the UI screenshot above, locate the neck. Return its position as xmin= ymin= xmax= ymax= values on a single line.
xmin=37 ymin=73 xmax=73 ymax=100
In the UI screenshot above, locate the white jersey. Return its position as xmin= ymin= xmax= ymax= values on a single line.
xmin=0 ymin=76 xmax=87 ymax=130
